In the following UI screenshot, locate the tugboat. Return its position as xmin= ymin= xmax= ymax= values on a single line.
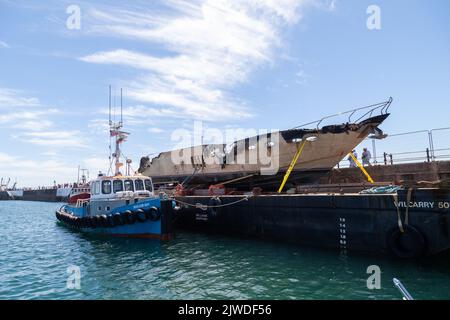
xmin=55 ymin=89 xmax=173 ymax=239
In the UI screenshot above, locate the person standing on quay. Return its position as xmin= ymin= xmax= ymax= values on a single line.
xmin=348 ymin=150 xmax=358 ymax=168
xmin=362 ymin=148 xmax=372 ymax=166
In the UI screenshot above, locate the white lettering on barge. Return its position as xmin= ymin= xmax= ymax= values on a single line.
xmin=396 ymin=201 xmax=450 ymax=210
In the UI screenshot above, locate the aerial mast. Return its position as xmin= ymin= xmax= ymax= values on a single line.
xmin=109 ymin=87 xmax=129 ymax=176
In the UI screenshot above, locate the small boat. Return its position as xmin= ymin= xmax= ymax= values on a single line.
xmin=56 ymin=174 xmax=173 ymax=239
xmin=55 ymin=88 xmax=173 ymax=239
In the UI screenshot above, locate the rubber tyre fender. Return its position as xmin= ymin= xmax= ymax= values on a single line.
xmin=106 ymin=215 xmax=116 ymax=228
xmin=123 ymin=210 xmax=136 ymax=225
xmin=99 ymin=215 xmax=109 ymax=228
xmin=146 ymin=206 xmax=161 ymax=221
xmin=120 ymin=211 xmax=131 ymax=225
xmin=88 ymin=216 xmax=97 ymax=229
xmin=208 ymin=198 xmax=222 ymax=217
xmin=113 ymin=212 xmax=124 ymax=226
xmin=135 ymin=209 xmax=147 ymax=223
xmin=79 ymin=217 xmax=88 ymax=228
xmin=386 ymin=225 xmax=426 ymax=258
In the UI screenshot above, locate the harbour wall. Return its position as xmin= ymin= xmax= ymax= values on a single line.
xmin=2 ymin=160 xmax=449 ymax=202
xmin=321 ymin=160 xmax=450 ymax=185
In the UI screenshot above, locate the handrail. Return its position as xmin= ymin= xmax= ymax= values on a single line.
xmin=75 ymin=198 xmax=90 ymax=208
xmin=291 ymin=97 xmax=393 ymax=130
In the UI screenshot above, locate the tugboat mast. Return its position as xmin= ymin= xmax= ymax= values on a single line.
xmin=109 ymin=87 xmax=129 ymax=176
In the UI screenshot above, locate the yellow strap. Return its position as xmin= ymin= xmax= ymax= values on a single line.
xmin=278 ymin=140 xmax=308 ymax=193
xmin=349 ymin=152 xmax=375 ymax=183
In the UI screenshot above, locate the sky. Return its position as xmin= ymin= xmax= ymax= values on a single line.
xmin=1 ymin=0 xmax=450 ymax=187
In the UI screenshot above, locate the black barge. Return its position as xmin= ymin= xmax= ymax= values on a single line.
xmin=173 ymin=187 xmax=450 ymax=258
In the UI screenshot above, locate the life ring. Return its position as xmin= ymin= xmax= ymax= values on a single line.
xmin=208 ymin=197 xmax=222 ymax=217
xmin=386 ymin=225 xmax=426 ymax=258
xmin=135 ymin=209 xmax=147 ymax=222
xmin=146 ymin=206 xmax=161 ymax=221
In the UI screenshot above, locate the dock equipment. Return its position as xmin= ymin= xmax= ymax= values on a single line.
xmin=278 ymin=140 xmax=308 ymax=193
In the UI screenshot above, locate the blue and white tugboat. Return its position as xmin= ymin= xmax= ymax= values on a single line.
xmin=56 ymin=92 xmax=173 ymax=240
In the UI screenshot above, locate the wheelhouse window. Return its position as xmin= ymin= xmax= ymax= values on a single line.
xmin=144 ymin=179 xmax=153 ymax=192
xmin=94 ymin=181 xmax=101 ymax=195
xmin=134 ymin=179 xmax=144 ymax=191
xmin=102 ymin=180 xmax=112 ymax=194
xmin=124 ymin=179 xmax=134 ymax=191
xmin=113 ymin=180 xmax=123 ymax=193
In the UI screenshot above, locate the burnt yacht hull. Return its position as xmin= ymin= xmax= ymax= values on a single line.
xmin=139 ymin=114 xmax=390 ymax=190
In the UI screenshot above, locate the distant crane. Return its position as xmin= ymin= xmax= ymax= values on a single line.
xmin=0 ymin=177 xmax=11 ymax=191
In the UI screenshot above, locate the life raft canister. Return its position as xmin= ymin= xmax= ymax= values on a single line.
xmin=387 ymin=225 xmax=427 ymax=258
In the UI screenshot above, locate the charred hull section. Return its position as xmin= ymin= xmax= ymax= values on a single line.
xmin=139 ymin=113 xmax=390 ymax=190
xmin=173 ymin=188 xmax=450 ymax=258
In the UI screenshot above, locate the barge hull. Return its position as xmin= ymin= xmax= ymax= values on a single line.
xmin=174 ymin=188 xmax=450 ymax=257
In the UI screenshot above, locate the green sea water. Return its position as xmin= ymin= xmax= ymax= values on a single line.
xmin=1 ymin=200 xmax=450 ymax=300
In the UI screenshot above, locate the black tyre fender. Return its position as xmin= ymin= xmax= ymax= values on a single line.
xmin=99 ymin=215 xmax=109 ymax=228
xmin=120 ymin=211 xmax=131 ymax=224
xmin=386 ymin=225 xmax=427 ymax=258
xmin=135 ymin=209 xmax=147 ymax=222
xmin=79 ymin=217 xmax=88 ymax=228
xmin=146 ymin=206 xmax=161 ymax=221
xmin=106 ymin=215 xmax=116 ymax=228
xmin=208 ymin=197 xmax=222 ymax=217
xmin=94 ymin=215 xmax=103 ymax=228
xmin=124 ymin=210 xmax=136 ymax=224
xmin=89 ymin=216 xmax=97 ymax=229
xmin=113 ymin=212 xmax=124 ymax=226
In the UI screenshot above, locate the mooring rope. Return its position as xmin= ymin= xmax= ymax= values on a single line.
xmin=172 ymin=195 xmax=252 ymax=209
xmin=392 ymin=187 xmax=414 ymax=233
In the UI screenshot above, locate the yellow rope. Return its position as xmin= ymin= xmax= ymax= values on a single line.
xmin=349 ymin=152 xmax=375 ymax=183
xmin=278 ymin=140 xmax=308 ymax=193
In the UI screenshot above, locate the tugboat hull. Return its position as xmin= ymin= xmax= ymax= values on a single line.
xmin=56 ymin=199 xmax=173 ymax=240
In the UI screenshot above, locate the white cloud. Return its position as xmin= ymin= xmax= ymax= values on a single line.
xmin=20 ymin=130 xmax=88 ymax=148
xmin=83 ymin=157 xmax=111 ymax=175
xmin=0 ymin=40 xmax=10 ymax=48
xmin=0 ymin=88 xmax=40 ymax=108
xmin=148 ymin=127 xmax=164 ymax=133
xmin=80 ymin=0 xmax=311 ymax=121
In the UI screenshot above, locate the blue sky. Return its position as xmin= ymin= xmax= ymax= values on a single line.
xmin=1 ymin=0 xmax=450 ymax=187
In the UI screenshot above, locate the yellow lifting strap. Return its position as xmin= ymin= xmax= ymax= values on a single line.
xmin=278 ymin=139 xmax=308 ymax=193
xmin=348 ymin=152 xmax=375 ymax=183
